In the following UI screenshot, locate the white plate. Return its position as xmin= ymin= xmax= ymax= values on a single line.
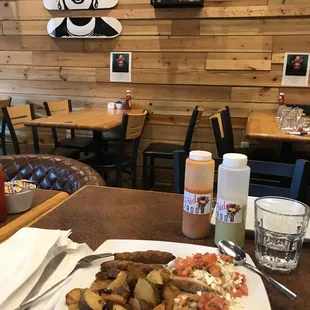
xmin=211 ymin=196 xmax=310 ymax=242
xmin=55 ymin=239 xmax=271 ymax=310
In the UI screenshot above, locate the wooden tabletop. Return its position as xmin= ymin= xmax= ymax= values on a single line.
xmin=0 ymin=189 xmax=68 ymax=243
xmin=246 ymin=111 xmax=310 ymax=142
xmin=31 ymin=185 xmax=310 ymax=310
xmin=24 ymin=107 xmax=142 ymax=131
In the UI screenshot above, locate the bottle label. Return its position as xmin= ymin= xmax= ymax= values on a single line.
xmin=183 ymin=190 xmax=212 ymax=215
xmin=216 ymin=198 xmax=244 ymax=224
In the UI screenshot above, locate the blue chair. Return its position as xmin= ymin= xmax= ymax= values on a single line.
xmin=173 ymin=150 xmax=310 ymax=203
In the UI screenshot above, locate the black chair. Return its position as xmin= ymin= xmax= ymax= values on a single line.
xmin=142 ymin=106 xmax=203 ymax=190
xmin=0 ymin=97 xmax=12 ymax=155
xmin=43 ymin=100 xmax=93 ymax=155
xmin=2 ymin=104 xmax=79 ymax=157
xmin=211 ymin=106 xmax=278 ymax=161
xmin=83 ymin=110 xmax=147 ymax=188
xmin=173 ymin=150 xmax=310 ymax=203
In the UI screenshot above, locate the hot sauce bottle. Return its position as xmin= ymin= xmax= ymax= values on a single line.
xmin=182 ymin=151 xmax=215 ymax=239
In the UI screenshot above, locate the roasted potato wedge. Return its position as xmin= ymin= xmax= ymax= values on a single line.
xmin=167 ymin=282 xmax=180 ymax=298
xmin=129 ymin=298 xmax=150 ymax=310
xmin=162 ymin=284 xmax=174 ymax=310
xmin=153 ymin=303 xmax=165 ymax=310
xmin=159 ymin=270 xmax=171 ymax=284
xmin=146 ymin=270 xmax=164 ymax=286
xmin=101 ymin=293 xmax=126 ymax=305
xmin=68 ymin=304 xmax=79 ymax=310
xmin=128 ymin=264 xmax=146 ymax=279
xmin=90 ymin=279 xmax=113 ymax=291
xmin=79 ymin=289 xmax=103 ymax=310
xmin=108 ymin=271 xmax=127 ymax=291
xmin=134 ymin=278 xmax=160 ymax=307
xmin=114 ymin=282 xmax=131 ymax=300
xmin=66 ymin=288 xmax=84 ymax=305
xmin=113 ymin=305 xmax=127 ymax=310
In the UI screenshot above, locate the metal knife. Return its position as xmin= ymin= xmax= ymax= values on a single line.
xmin=20 ymin=251 xmax=67 ymax=307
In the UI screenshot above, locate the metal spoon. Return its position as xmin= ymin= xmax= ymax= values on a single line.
xmin=218 ymin=240 xmax=297 ymax=300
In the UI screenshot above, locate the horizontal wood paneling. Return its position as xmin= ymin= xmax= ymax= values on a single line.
xmin=206 ymin=53 xmax=271 ymax=71
xmin=85 ymin=36 xmax=273 ymax=53
xmin=0 ymin=0 xmax=309 ymax=185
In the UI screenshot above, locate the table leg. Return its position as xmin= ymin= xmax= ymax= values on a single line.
xmin=93 ymin=131 xmax=103 ymax=161
xmin=280 ymin=142 xmax=293 ymax=163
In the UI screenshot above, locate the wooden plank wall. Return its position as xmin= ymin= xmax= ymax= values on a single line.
xmin=0 ymin=0 xmax=310 ymax=183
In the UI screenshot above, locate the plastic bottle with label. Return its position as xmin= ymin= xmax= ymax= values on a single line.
xmin=182 ymin=151 xmax=215 ymax=239
xmin=125 ymin=90 xmax=132 ymax=110
xmin=214 ymin=153 xmax=250 ymax=248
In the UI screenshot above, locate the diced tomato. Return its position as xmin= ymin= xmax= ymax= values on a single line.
xmin=198 ymin=293 xmax=229 ymax=310
xmin=219 ymin=254 xmax=234 ymax=263
xmin=230 ymin=290 xmax=243 ymax=298
xmin=209 ymin=264 xmax=221 ymax=277
xmin=201 ymin=253 xmax=217 ymax=267
xmin=239 ymin=283 xmax=249 ymax=296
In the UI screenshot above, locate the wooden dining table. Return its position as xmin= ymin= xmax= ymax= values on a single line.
xmin=30 ymin=185 xmax=310 ymax=310
xmin=246 ymin=111 xmax=310 ymax=161
xmin=0 ymin=189 xmax=68 ymax=243
xmin=24 ymin=107 xmax=142 ymax=160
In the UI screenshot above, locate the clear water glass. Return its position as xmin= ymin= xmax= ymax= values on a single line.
xmin=254 ymin=197 xmax=310 ymax=273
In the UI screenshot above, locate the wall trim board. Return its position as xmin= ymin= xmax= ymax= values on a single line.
xmin=2 ymin=4 xmax=310 ymax=20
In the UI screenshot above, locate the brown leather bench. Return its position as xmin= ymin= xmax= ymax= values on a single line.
xmin=0 ymin=154 xmax=105 ymax=194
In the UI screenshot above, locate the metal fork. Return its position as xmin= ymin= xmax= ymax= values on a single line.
xmin=14 ymin=252 xmax=114 ymax=310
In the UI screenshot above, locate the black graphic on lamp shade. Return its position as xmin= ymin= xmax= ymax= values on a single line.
xmin=43 ymin=0 xmax=118 ymax=10
xmin=47 ymin=17 xmax=122 ymax=38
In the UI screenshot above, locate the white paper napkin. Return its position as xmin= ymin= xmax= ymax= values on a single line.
xmin=0 ymin=227 xmax=93 ymax=310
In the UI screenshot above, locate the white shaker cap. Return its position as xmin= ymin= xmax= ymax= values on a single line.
xmin=223 ymin=153 xmax=248 ymax=168
xmin=189 ymin=150 xmax=212 ymax=161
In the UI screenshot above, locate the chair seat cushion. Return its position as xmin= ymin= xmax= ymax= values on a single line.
xmin=40 ymin=147 xmax=79 ymax=158
xmin=143 ymin=143 xmax=185 ymax=158
xmin=83 ymin=152 xmax=132 ymax=170
xmin=59 ymin=137 xmax=93 ymax=149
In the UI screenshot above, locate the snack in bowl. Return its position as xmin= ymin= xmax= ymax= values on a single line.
xmin=4 ymin=180 xmax=36 ymax=214
xmin=65 ymin=251 xmax=248 ymax=310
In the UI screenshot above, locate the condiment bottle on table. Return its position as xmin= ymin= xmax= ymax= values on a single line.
xmin=182 ymin=150 xmax=214 ymax=239
xmin=125 ymin=90 xmax=132 ymax=110
xmin=0 ymin=168 xmax=6 ymax=222
xmin=214 ymin=153 xmax=250 ymax=248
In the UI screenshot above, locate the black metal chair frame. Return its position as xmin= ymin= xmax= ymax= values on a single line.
xmin=143 ymin=106 xmax=202 ymax=189
xmin=2 ymin=104 xmax=40 ymax=154
xmin=87 ymin=111 xmax=147 ymax=188
xmin=0 ymin=97 xmax=12 ymax=155
xmin=173 ymin=150 xmax=310 ymax=203
xmin=43 ymin=100 xmax=76 ymax=148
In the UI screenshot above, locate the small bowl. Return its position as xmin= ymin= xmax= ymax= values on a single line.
xmin=5 ymin=189 xmax=35 ymax=214
xmin=107 ymin=102 xmax=115 ymax=109
xmin=116 ymin=102 xmax=124 ymax=110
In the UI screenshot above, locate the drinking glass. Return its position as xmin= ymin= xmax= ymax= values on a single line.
xmin=254 ymin=197 xmax=310 ymax=272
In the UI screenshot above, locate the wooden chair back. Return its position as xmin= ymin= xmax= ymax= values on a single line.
xmin=0 ymin=97 xmax=12 ymax=117
xmin=173 ymin=150 xmax=310 ymax=203
xmin=2 ymin=104 xmax=39 ymax=154
xmin=124 ymin=111 xmax=148 ymax=140
xmin=43 ymin=100 xmax=74 ymax=147
xmin=184 ymin=106 xmax=204 ymax=155
xmin=210 ymin=107 xmax=234 ymax=157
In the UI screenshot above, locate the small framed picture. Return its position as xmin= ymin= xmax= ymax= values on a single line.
xmin=281 ymin=53 xmax=310 ymax=87
xmin=110 ymin=52 xmax=132 ymax=82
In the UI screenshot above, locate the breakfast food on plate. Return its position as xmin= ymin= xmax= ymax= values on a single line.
xmin=65 ymin=251 xmax=248 ymax=310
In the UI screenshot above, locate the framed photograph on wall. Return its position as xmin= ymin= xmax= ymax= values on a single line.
xmin=110 ymin=52 xmax=132 ymax=82
xmin=281 ymin=53 xmax=310 ymax=87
